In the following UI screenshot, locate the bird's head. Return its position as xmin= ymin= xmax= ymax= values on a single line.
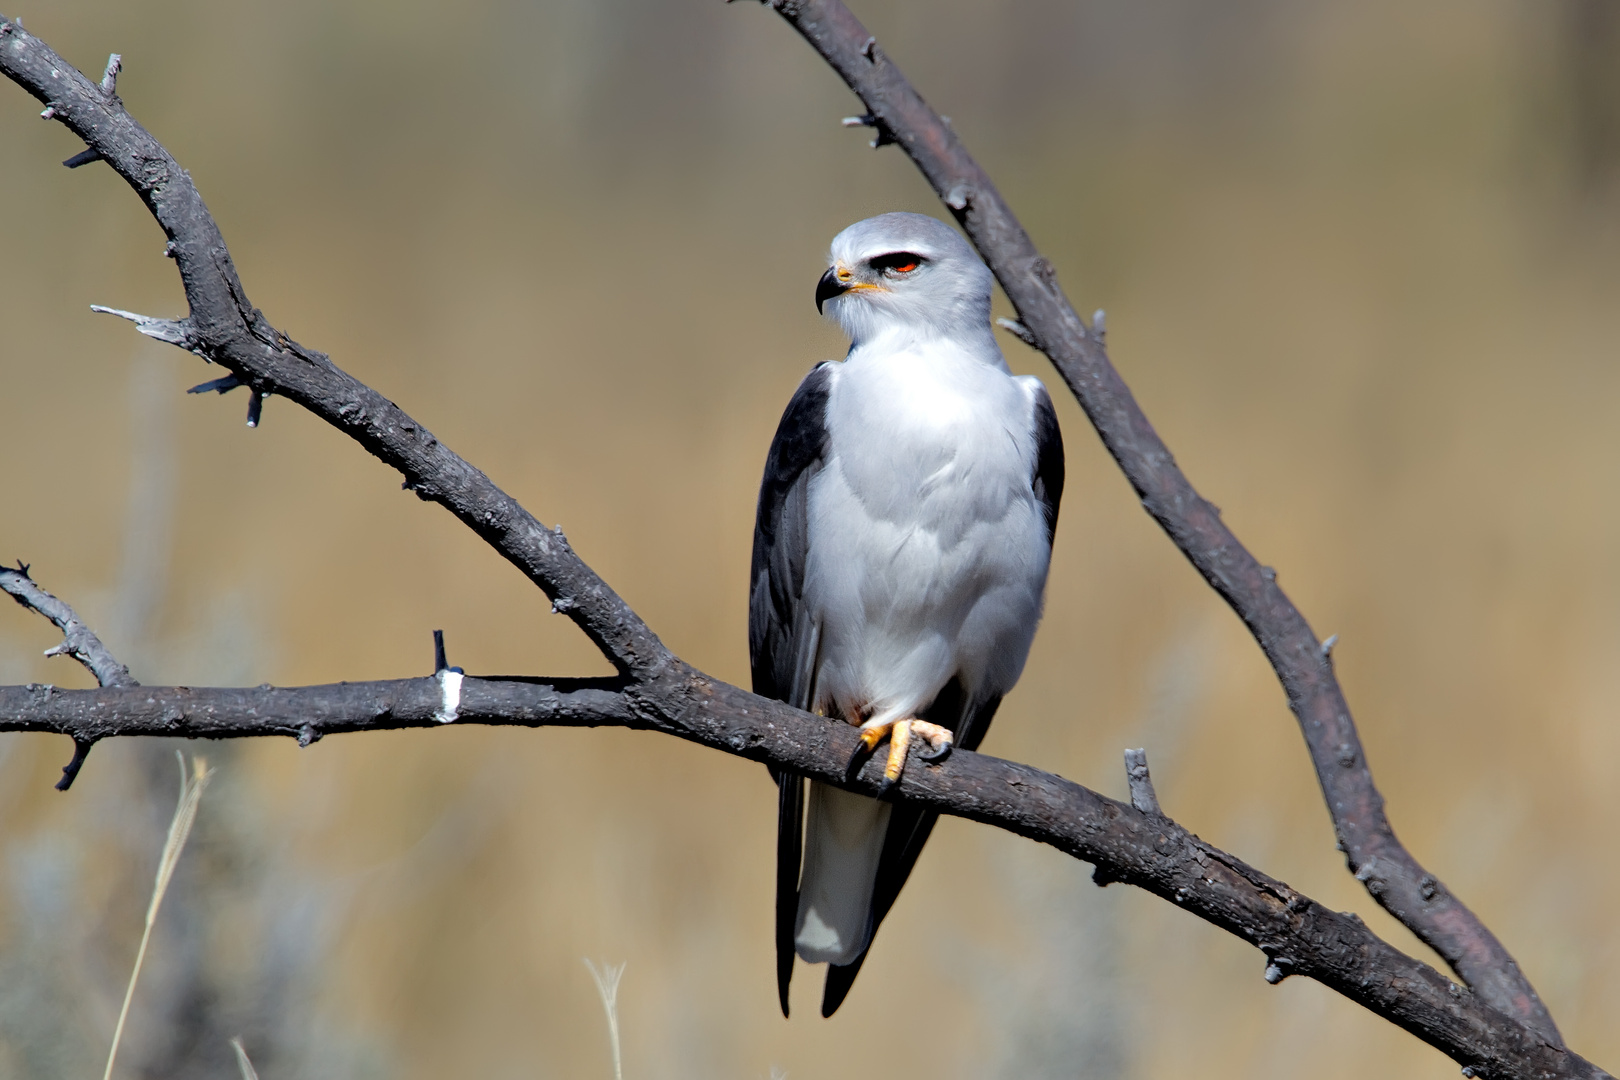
xmin=816 ymin=212 xmax=994 ymax=346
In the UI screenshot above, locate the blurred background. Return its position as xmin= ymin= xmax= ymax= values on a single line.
xmin=2 ymin=0 xmax=1618 ymax=1076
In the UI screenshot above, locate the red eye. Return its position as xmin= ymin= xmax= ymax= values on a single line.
xmin=870 ymin=251 xmax=924 ymax=275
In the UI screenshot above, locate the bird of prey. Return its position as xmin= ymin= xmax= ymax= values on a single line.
xmin=749 ymin=212 xmax=1064 ymax=1018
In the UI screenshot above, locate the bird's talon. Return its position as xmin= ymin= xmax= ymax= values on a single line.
xmin=913 ymin=720 xmax=954 ymax=763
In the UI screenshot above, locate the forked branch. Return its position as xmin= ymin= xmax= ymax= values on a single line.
xmin=0 ymin=12 xmax=1600 ymax=1077
xmin=762 ymin=0 xmax=1561 ymax=1044
xmin=0 ymin=620 xmax=1603 ymax=1079
xmin=1 ymin=561 xmax=135 ymax=788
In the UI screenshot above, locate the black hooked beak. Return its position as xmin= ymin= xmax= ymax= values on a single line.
xmin=815 ymin=267 xmax=850 ymax=314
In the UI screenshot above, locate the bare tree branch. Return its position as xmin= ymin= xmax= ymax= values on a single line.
xmin=1 ymin=563 xmax=134 ymax=690
xmin=759 ymin=0 xmax=1563 ymax=1045
xmin=0 ymin=11 xmax=1605 ymax=1076
xmin=1 ymin=560 xmax=135 ymax=788
xmin=0 ymin=661 xmax=1605 ymax=1079
xmin=0 ymin=22 xmax=670 ymax=684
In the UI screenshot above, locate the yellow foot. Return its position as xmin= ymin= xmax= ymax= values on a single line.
xmin=844 ymin=717 xmax=954 ymax=795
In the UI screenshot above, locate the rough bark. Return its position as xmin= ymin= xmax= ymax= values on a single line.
xmin=761 ymin=0 xmax=1563 ymax=1045
xmin=0 ymin=11 xmax=1604 ymax=1077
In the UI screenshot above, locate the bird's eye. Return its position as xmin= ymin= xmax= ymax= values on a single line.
xmin=869 ymin=252 xmax=924 ymax=276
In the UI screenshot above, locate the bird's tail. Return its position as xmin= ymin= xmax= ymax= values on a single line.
xmin=793 ymin=782 xmax=892 ymax=966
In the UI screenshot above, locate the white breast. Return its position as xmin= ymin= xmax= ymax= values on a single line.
xmin=802 ymin=340 xmax=1052 ymax=726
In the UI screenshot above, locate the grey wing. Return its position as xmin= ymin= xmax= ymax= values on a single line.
xmin=749 ymin=361 xmax=835 ymax=1018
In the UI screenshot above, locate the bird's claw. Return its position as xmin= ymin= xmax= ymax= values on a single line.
xmin=847 ymin=717 xmax=954 ymax=794
xmin=844 ymin=722 xmax=887 ymax=779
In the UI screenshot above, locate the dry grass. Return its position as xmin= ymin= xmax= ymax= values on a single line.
xmin=101 ymin=754 xmax=212 ymax=1080
xmin=584 ymin=959 xmax=627 ymax=1080
xmin=229 ymin=1037 xmax=260 ymax=1080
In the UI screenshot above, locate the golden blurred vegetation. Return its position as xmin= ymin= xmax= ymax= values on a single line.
xmin=2 ymin=0 xmax=1619 ymax=1076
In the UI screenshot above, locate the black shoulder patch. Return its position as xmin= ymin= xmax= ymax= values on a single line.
xmin=1030 ymin=383 xmax=1065 ymax=550
xmin=749 ymin=362 xmax=834 ymax=704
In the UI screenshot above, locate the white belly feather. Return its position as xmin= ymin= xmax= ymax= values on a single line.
xmin=793 ymin=340 xmax=1053 ymax=966
xmin=803 ymin=344 xmax=1050 ymax=724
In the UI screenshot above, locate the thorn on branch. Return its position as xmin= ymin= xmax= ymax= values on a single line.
xmin=100 ymin=53 xmax=122 ymax=96
xmin=39 ymin=105 xmax=56 ymax=120
xmin=55 ymin=738 xmax=94 ymax=791
xmin=1124 ymin=747 xmax=1161 ymax=814
xmin=861 ymin=35 xmax=878 ymax=62
xmin=188 ymin=374 xmax=243 ymax=396
xmin=1093 ymin=308 xmax=1107 ymax=344
xmin=182 ymin=371 xmax=267 ymax=426
xmin=996 ymin=318 xmax=1038 ymax=348
xmin=1264 ymin=960 xmax=1291 ymax=985
xmin=297 ymin=724 xmax=321 ymax=748
xmin=62 ymin=147 xmax=104 ymax=169
xmin=431 ymin=630 xmax=464 ymax=724
xmin=944 ymin=183 xmax=973 ymax=211
xmin=91 ymin=305 xmax=193 ymax=347
xmin=840 ymin=111 xmax=894 ymax=148
xmin=1320 ymin=633 xmax=1338 ymax=659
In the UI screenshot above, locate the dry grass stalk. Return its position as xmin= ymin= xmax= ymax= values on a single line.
xmin=101 ymin=753 xmax=213 ymax=1080
xmin=230 ymin=1036 xmax=261 ymax=1080
xmin=583 ymin=958 xmax=627 ymax=1080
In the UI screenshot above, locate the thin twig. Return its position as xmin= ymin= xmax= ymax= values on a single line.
xmin=1 ymin=563 xmax=135 ymax=689
xmin=762 ymin=0 xmax=1561 ymax=1044
xmin=1 ymin=561 xmax=136 ymax=788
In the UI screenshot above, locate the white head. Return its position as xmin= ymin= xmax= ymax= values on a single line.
xmin=815 ymin=212 xmax=996 ymax=347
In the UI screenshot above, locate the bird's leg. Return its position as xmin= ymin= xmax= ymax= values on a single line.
xmin=846 ymin=716 xmax=956 ymax=795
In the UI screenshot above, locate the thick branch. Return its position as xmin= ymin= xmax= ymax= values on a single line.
xmin=0 ymin=20 xmax=668 ymax=682
xmin=0 ymin=12 xmax=1600 ymax=1075
xmin=763 ymin=0 xmax=1560 ymax=1043
xmin=0 ymin=673 xmax=1602 ymax=1079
